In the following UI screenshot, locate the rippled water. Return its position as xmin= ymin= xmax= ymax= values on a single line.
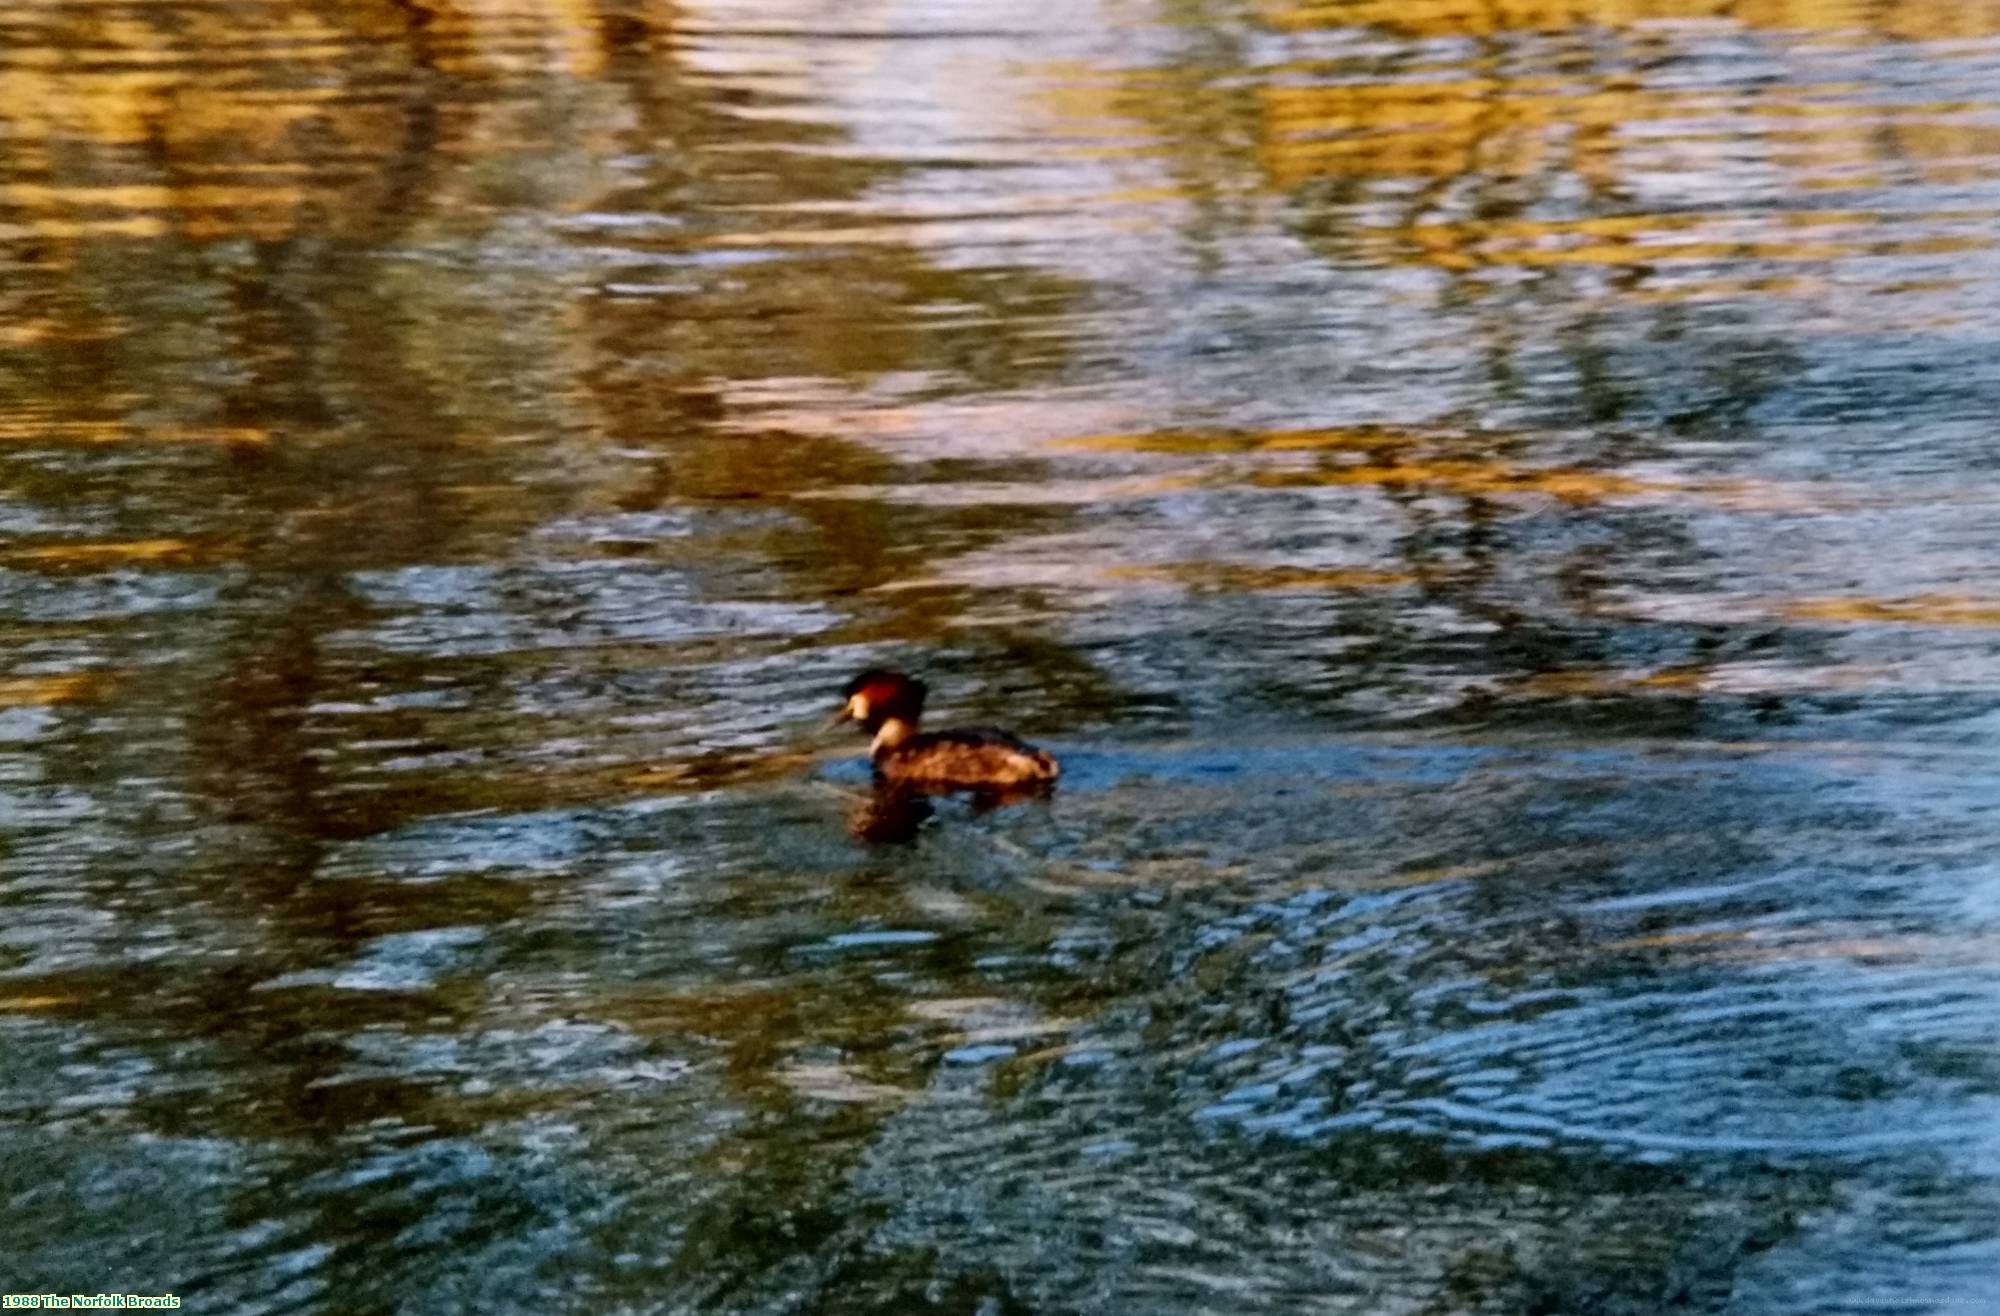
xmin=4 ymin=1 xmax=2000 ymax=1311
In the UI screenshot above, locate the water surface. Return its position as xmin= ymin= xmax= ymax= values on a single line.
xmin=4 ymin=0 xmax=2000 ymax=1311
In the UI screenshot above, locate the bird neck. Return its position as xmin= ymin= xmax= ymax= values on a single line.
xmin=871 ymin=717 xmax=918 ymax=755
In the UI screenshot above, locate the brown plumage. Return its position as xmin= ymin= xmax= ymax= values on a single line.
xmin=833 ymin=669 xmax=1060 ymax=793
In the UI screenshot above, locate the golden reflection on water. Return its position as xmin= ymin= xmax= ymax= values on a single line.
xmin=0 ymin=420 xmax=270 ymax=445
xmin=1024 ymin=0 xmax=2000 ymax=309
xmin=1784 ymin=594 xmax=2000 ymax=627
xmin=5 ymin=537 xmax=223 ymax=567
xmin=1264 ymin=0 xmax=2000 ymax=38
xmin=1248 ymin=459 xmax=1662 ymax=500
xmin=0 ymin=673 xmax=112 ymax=707
xmin=0 ymin=0 xmax=642 ymax=245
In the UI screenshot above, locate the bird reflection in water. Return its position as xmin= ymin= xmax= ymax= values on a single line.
xmin=844 ymin=779 xmax=1055 ymax=844
xmin=846 ymin=783 xmax=935 ymax=843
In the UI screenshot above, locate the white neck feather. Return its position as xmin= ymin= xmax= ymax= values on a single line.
xmin=871 ymin=717 xmax=917 ymax=755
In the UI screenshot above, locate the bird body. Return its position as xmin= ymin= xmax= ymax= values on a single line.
xmin=834 ymin=669 xmax=1060 ymax=793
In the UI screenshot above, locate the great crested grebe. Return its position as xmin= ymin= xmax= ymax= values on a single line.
xmin=832 ymin=669 xmax=1060 ymax=793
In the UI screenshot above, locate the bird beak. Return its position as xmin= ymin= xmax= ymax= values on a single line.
xmin=824 ymin=694 xmax=863 ymax=731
